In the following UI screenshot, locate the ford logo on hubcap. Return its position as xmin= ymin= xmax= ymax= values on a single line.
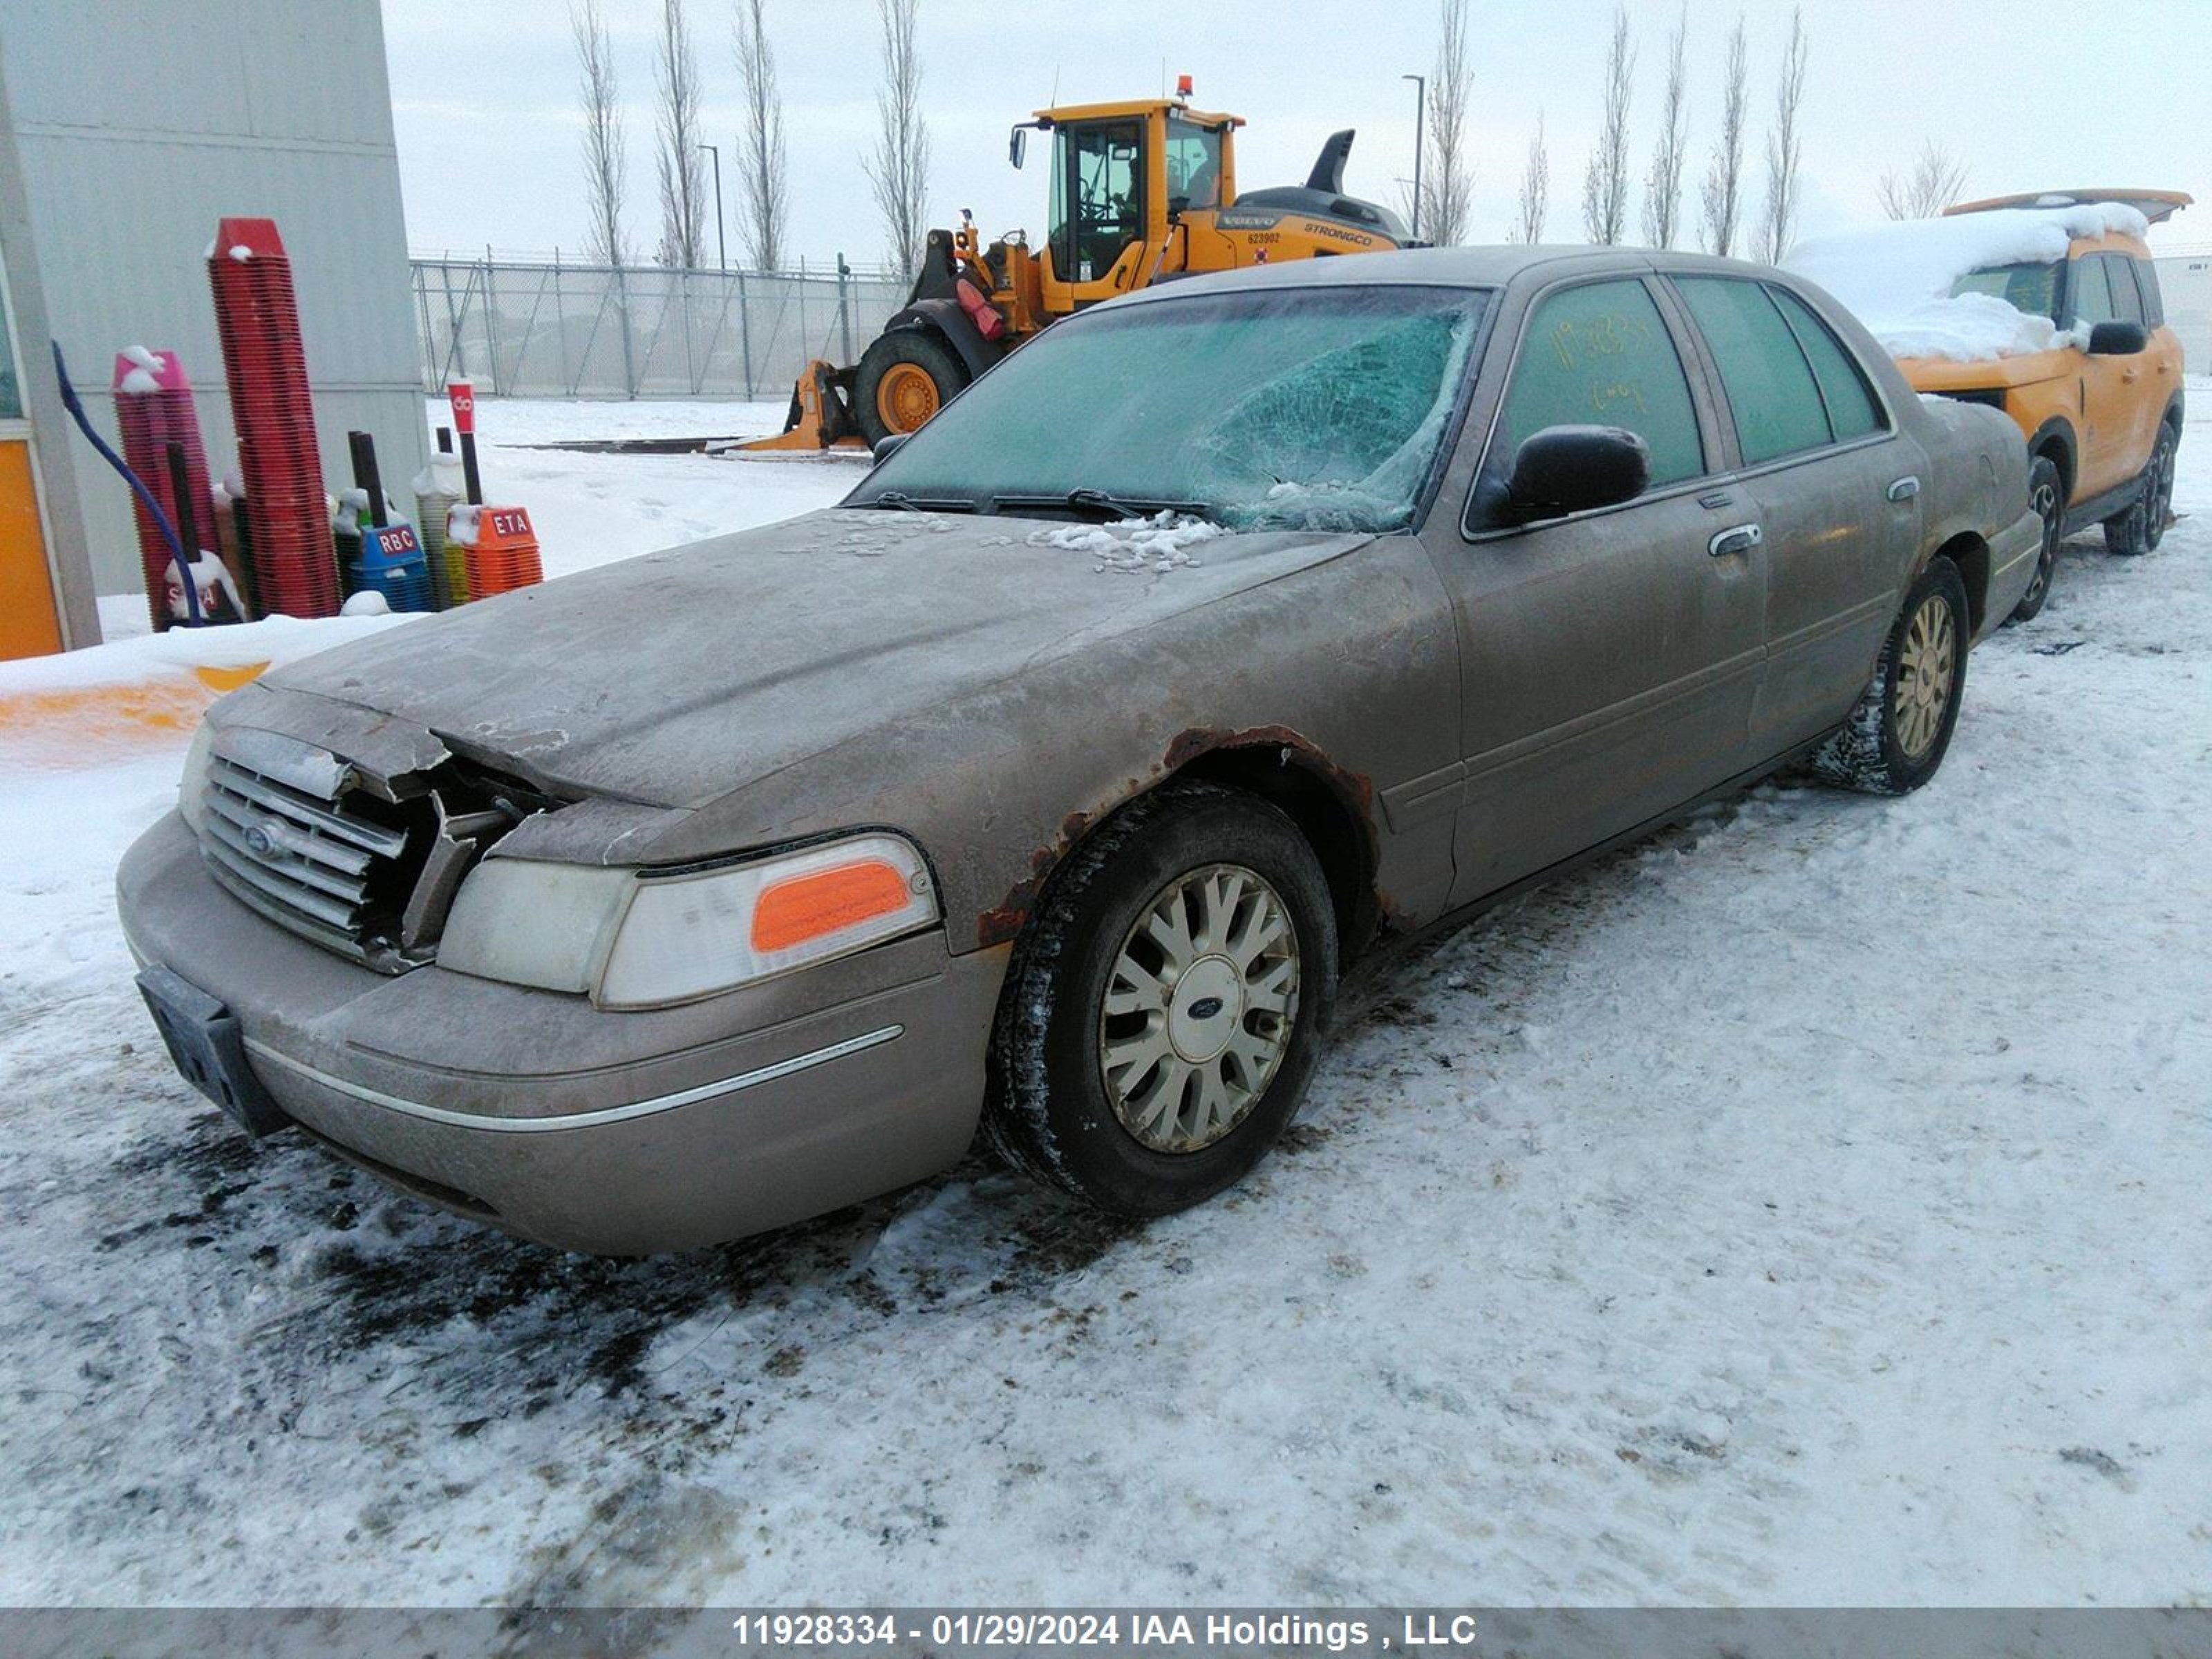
xmin=1185 ymin=996 xmax=1225 ymax=1020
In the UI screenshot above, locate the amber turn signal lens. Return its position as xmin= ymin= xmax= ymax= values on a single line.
xmin=750 ymin=859 xmax=912 ymax=952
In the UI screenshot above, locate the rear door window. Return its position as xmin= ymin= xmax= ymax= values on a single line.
xmin=1770 ymin=287 xmax=1884 ymax=442
xmin=2135 ymin=259 xmax=2166 ymax=327
xmin=1494 ymin=279 xmax=1705 ymax=489
xmin=1676 ymin=276 xmax=1832 ymax=464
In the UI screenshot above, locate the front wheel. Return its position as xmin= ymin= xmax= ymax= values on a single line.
xmin=985 ymin=782 xmax=1339 ymax=1218
xmin=2007 ymin=455 xmax=2064 ymax=624
xmin=854 ymin=329 xmax=969 ymax=447
xmin=1809 ymin=559 xmax=1969 ymax=796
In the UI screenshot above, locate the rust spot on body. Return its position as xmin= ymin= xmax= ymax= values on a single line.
xmin=975 ymin=727 xmax=1380 ymax=949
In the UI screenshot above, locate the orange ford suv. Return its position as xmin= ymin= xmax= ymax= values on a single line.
xmin=1896 ymin=189 xmax=2188 ymax=619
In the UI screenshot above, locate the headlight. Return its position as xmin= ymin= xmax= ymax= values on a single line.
xmin=178 ymin=722 xmax=216 ymax=836
xmin=437 ymin=833 xmax=939 ymax=1009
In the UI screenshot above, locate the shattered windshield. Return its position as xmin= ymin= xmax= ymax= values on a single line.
xmin=1948 ymin=261 xmax=2060 ymax=321
xmin=850 ymin=285 xmax=1490 ymax=532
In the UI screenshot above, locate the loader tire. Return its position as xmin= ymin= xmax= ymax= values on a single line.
xmin=855 ymin=330 xmax=968 ymax=447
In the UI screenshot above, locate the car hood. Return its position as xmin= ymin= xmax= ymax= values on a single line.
xmin=261 ymin=507 xmax=1374 ymax=809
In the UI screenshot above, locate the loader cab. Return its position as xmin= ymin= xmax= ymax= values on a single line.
xmin=1031 ymin=99 xmax=1243 ymax=314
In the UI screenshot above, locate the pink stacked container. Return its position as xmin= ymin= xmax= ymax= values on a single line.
xmin=207 ymin=217 xmax=337 ymax=618
xmin=111 ymin=348 xmax=222 ymax=631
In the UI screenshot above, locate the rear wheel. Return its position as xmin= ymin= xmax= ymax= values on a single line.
xmin=1809 ymin=558 xmax=1969 ymax=796
xmin=2008 ymin=455 xmax=2065 ymax=624
xmin=2102 ymin=424 xmax=2175 ymax=556
xmin=985 ymin=782 xmax=1338 ymax=1218
xmin=854 ymin=330 xmax=968 ymax=447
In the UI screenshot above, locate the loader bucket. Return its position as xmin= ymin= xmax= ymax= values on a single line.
xmin=740 ymin=359 xmax=869 ymax=453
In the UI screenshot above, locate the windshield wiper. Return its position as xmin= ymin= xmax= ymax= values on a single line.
xmin=863 ymin=490 xmax=975 ymax=513
xmin=994 ymin=488 xmax=1213 ymax=521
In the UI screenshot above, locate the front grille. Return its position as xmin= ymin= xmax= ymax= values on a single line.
xmin=194 ymin=731 xmax=554 ymax=973
xmin=201 ymin=753 xmax=418 ymax=966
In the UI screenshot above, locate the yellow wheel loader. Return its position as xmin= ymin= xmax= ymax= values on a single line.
xmin=745 ymin=86 xmax=1415 ymax=453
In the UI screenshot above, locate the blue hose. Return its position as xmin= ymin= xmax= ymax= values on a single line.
xmin=49 ymin=341 xmax=205 ymax=626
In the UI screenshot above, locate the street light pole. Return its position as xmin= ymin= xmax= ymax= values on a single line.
xmin=1402 ymin=74 xmax=1426 ymax=241
xmin=699 ymin=142 xmax=727 ymax=271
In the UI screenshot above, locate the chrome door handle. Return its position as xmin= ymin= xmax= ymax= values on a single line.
xmin=1886 ymin=476 xmax=1921 ymax=502
xmin=1708 ymin=523 xmax=1763 ymax=558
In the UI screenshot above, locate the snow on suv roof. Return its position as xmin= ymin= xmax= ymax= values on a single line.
xmin=1785 ymin=203 xmax=2153 ymax=363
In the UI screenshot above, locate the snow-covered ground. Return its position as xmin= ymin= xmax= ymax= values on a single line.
xmin=4 ymin=392 xmax=2209 ymax=1607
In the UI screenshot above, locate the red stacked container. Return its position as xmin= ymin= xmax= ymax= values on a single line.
xmin=111 ymin=348 xmax=220 ymax=631
xmin=207 ymin=217 xmax=337 ymax=618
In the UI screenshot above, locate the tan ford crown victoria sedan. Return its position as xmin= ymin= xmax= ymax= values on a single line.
xmin=118 ymin=248 xmax=2041 ymax=1254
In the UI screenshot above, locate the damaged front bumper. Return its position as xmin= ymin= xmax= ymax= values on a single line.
xmin=117 ymin=812 xmax=1007 ymax=1254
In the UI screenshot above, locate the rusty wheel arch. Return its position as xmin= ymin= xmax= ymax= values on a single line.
xmin=975 ymin=725 xmax=1384 ymax=966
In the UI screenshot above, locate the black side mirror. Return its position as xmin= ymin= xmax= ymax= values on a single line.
xmin=1501 ymin=425 xmax=1651 ymax=523
xmin=871 ymin=433 xmax=909 ymax=464
xmin=1009 ymin=126 xmax=1028 ymax=169
xmin=2086 ymin=321 xmax=2148 ymax=356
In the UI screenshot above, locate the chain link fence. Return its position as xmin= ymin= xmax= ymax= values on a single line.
xmin=410 ymin=259 xmax=914 ymax=400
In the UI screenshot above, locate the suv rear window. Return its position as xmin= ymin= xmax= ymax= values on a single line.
xmin=1676 ymin=276 xmax=1831 ymax=465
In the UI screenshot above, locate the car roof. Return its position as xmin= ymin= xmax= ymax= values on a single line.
xmin=1109 ymin=244 xmax=1792 ymax=306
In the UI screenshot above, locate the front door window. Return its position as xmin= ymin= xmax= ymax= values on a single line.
xmin=1051 ymin=121 xmax=1145 ymax=285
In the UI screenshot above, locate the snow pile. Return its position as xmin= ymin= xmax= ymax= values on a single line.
xmin=226 ymin=244 xmax=253 ymax=262
xmin=447 ymin=503 xmax=480 ymax=546
xmin=1029 ymin=510 xmax=1224 ymax=574
xmin=1787 ymin=202 xmax=2149 ymax=362
xmin=0 ymin=611 xmax=412 ymax=700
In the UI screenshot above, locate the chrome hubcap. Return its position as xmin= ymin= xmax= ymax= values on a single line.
xmin=1894 ymin=594 xmax=1956 ymax=760
xmin=1098 ymin=863 xmax=1298 ymax=1154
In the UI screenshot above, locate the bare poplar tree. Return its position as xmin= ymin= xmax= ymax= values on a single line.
xmin=1513 ymin=113 xmax=1550 ymax=243
xmin=1641 ymin=5 xmax=1689 ymax=247
xmin=732 ymin=0 xmax=788 ymax=270
xmin=572 ymin=0 xmax=628 ymax=266
xmin=1878 ymin=140 xmax=1969 ymax=220
xmin=863 ymin=0 xmax=930 ymax=281
xmin=1412 ymin=0 xmax=1476 ymax=245
xmin=1756 ymin=6 xmax=1810 ymax=263
xmin=1580 ymin=6 xmax=1635 ymax=244
xmin=1698 ymin=16 xmax=1749 ymax=255
xmin=653 ymin=0 xmax=707 ymax=269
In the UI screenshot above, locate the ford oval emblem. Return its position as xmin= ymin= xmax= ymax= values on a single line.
xmin=1186 ymin=996 xmax=1225 ymax=1020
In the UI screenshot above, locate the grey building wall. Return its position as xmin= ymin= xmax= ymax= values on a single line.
xmin=0 ymin=0 xmax=424 ymax=606
xmin=2155 ymin=254 xmax=2210 ymax=370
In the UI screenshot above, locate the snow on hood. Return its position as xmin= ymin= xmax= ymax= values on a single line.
xmin=1786 ymin=202 xmax=2149 ymax=363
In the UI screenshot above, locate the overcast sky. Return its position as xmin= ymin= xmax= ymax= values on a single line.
xmin=382 ymin=0 xmax=2212 ymax=270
